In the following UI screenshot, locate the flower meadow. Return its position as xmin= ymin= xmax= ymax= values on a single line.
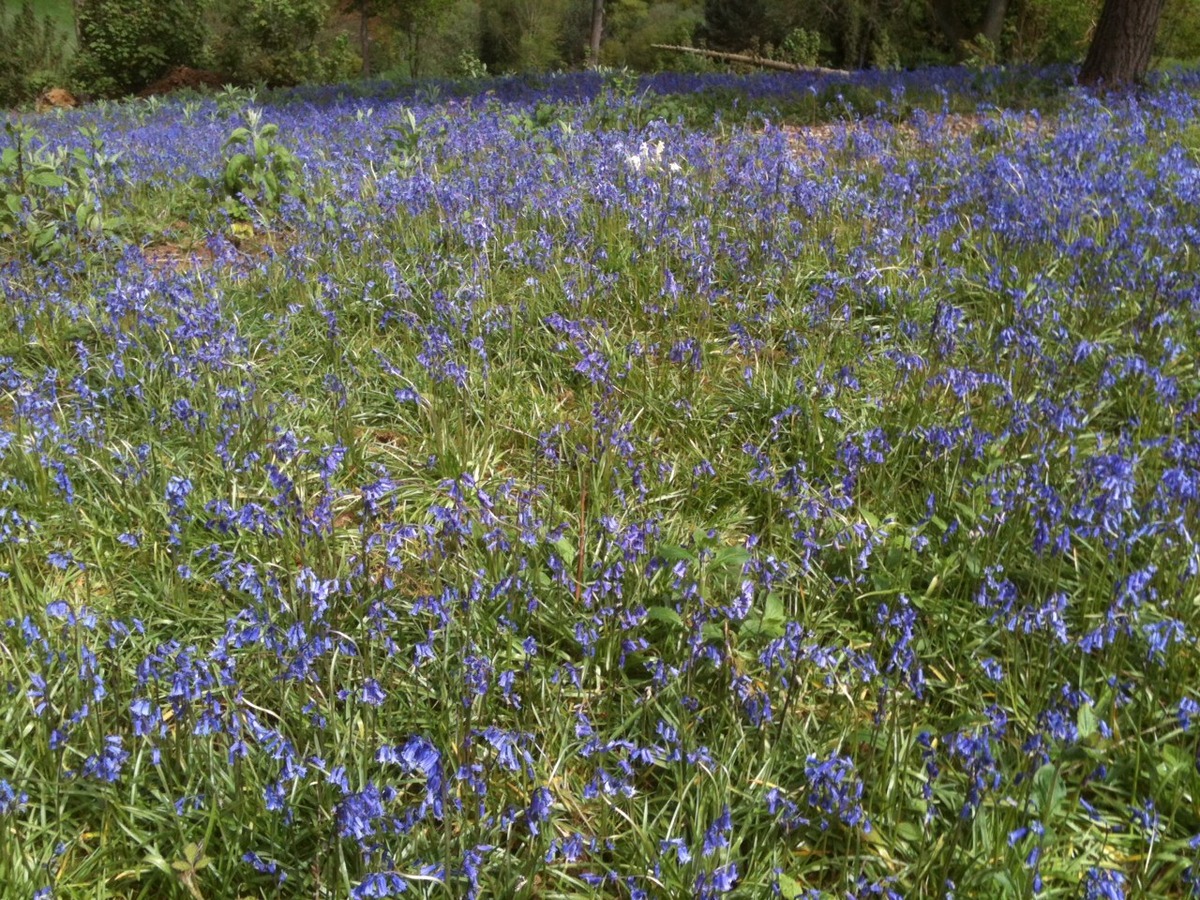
xmin=3 ymin=68 xmax=1200 ymax=898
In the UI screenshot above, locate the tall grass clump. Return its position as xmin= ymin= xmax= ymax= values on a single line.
xmin=1 ymin=69 xmax=1200 ymax=898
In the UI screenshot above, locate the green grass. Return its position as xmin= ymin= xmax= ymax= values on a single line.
xmin=1 ymin=74 xmax=1200 ymax=898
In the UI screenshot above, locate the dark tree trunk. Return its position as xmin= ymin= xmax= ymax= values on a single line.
xmin=1079 ymin=0 xmax=1166 ymax=86
xmin=980 ymin=0 xmax=1009 ymax=46
xmin=590 ymin=0 xmax=604 ymax=66
xmin=360 ymin=0 xmax=371 ymax=79
xmin=928 ymin=0 xmax=1009 ymax=59
xmin=928 ymin=0 xmax=966 ymax=49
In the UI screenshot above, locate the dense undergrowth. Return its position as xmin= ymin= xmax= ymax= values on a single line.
xmin=3 ymin=69 xmax=1200 ymax=898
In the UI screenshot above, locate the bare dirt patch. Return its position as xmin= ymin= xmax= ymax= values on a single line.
xmin=138 ymin=67 xmax=230 ymax=98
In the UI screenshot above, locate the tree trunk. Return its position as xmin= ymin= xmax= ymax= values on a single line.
xmin=360 ymin=0 xmax=371 ymax=79
xmin=1078 ymin=0 xmax=1166 ymax=86
xmin=928 ymin=0 xmax=966 ymax=54
xmin=980 ymin=0 xmax=1009 ymax=46
xmin=590 ymin=0 xmax=604 ymax=66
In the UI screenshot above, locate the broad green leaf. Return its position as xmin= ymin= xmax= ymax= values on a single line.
xmin=553 ymin=535 xmax=575 ymax=565
xmin=655 ymin=543 xmax=695 ymax=564
xmin=1076 ymin=703 xmax=1098 ymax=740
xmin=776 ymin=873 xmax=807 ymax=899
xmin=646 ymin=606 xmax=683 ymax=629
xmin=1032 ymin=763 xmax=1066 ymax=819
xmin=27 ymin=171 xmax=66 ymax=188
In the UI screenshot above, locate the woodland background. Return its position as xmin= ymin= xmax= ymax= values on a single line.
xmin=3 ymin=0 xmax=1200 ymax=105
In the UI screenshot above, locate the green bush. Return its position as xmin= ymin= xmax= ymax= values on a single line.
xmin=71 ymin=0 xmax=206 ymax=96
xmin=207 ymin=0 xmax=337 ymax=86
xmin=1157 ymin=0 xmax=1200 ymax=62
xmin=0 ymin=1 xmax=67 ymax=108
xmin=601 ymin=0 xmax=705 ymax=71
xmin=780 ymin=27 xmax=822 ymax=66
xmin=214 ymin=109 xmax=301 ymax=222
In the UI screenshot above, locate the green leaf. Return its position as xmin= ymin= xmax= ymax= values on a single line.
xmin=710 ymin=546 xmax=751 ymax=571
xmin=27 ymin=171 xmax=66 ymax=189
xmin=738 ymin=616 xmax=784 ymax=639
xmin=776 ymin=873 xmax=808 ymax=899
xmin=987 ymin=869 xmax=1019 ymax=896
xmin=646 ymin=606 xmax=683 ymax=630
xmin=144 ymin=846 xmax=171 ymax=876
xmin=552 ymin=535 xmax=575 ymax=565
xmin=1032 ymin=763 xmax=1066 ymax=819
xmin=1076 ymin=703 xmax=1098 ymax=740
xmin=655 ymin=543 xmax=695 ymax=564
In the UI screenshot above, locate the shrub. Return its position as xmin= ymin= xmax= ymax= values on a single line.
xmin=0 ymin=1 xmax=67 ymax=108
xmin=214 ymin=109 xmax=301 ymax=222
xmin=207 ymin=0 xmax=337 ymax=86
xmin=71 ymin=0 xmax=206 ymax=96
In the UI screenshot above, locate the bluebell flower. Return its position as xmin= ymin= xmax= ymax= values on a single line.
xmin=694 ymin=862 xmax=738 ymax=898
xmin=702 ymin=806 xmax=733 ymax=857
xmin=803 ymin=753 xmax=871 ymax=832
xmin=164 ymin=475 xmax=193 ymax=515
xmin=1181 ymin=697 xmax=1200 ymax=732
xmin=1082 ymin=867 xmax=1126 ymax=900
xmin=0 ymin=779 xmax=28 ymax=815
xmin=80 ymin=735 xmax=129 ymax=783
xmin=353 ymin=872 xmax=408 ymax=897
xmin=361 ymin=679 xmax=386 ymax=707
xmin=46 ymin=551 xmax=75 ymax=570
xmin=980 ymin=657 xmax=1004 ymax=681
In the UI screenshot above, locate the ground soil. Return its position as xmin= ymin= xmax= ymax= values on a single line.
xmin=137 ymin=67 xmax=230 ymax=97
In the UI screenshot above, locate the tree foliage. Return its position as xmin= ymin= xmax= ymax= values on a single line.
xmin=681 ymin=0 xmax=1193 ymax=70
xmin=0 ymin=1 xmax=66 ymax=107
xmin=480 ymin=0 xmax=572 ymax=72
xmin=386 ymin=0 xmax=458 ymax=77
xmin=72 ymin=0 xmax=206 ymax=95
xmin=207 ymin=0 xmax=351 ymax=86
xmin=602 ymin=0 xmax=704 ymax=69
xmin=7 ymin=0 xmax=1200 ymax=95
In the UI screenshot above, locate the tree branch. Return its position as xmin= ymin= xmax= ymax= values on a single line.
xmin=649 ymin=44 xmax=848 ymax=75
